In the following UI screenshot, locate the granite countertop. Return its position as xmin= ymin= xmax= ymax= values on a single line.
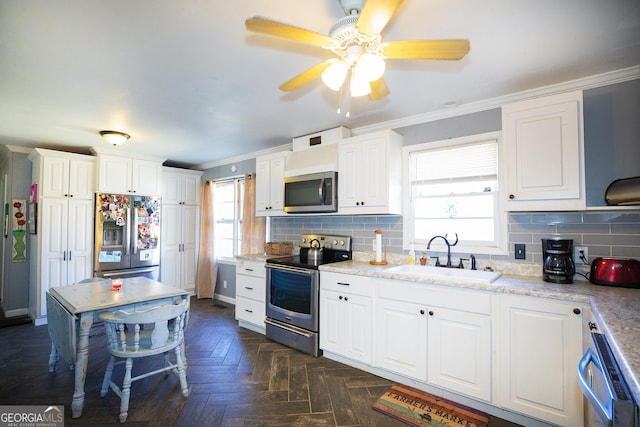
xmin=319 ymin=260 xmax=640 ymax=402
xmin=236 ymin=253 xmax=274 ymax=262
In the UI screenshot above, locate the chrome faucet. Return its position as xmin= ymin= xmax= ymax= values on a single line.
xmin=426 ymin=233 xmax=458 ymax=268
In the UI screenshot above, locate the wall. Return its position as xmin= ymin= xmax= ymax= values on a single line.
xmin=215 ymin=262 xmax=236 ymax=301
xmin=201 ymin=158 xmax=255 ymax=181
xmin=0 ymin=146 xmax=32 ymax=315
xmin=584 ymin=79 xmax=640 ymax=206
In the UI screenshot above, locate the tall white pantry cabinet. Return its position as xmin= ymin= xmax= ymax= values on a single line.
xmin=28 ymin=149 xmax=95 ymax=325
xmin=160 ymin=167 xmax=202 ymax=292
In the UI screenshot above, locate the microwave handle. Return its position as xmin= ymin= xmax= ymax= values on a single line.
xmin=318 ymin=178 xmax=325 ymax=204
xmin=578 ymin=347 xmax=613 ymax=424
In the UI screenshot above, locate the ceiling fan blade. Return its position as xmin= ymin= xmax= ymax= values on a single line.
xmin=368 ymin=77 xmax=390 ymax=101
xmin=383 ymin=39 xmax=470 ymax=60
xmin=246 ymin=17 xmax=334 ymax=47
xmin=279 ymin=59 xmax=336 ymax=92
xmin=356 ymin=0 xmax=403 ymax=36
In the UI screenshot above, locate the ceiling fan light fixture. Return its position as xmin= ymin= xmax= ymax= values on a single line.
xmin=99 ymin=130 xmax=130 ymax=146
xmin=350 ymin=70 xmax=372 ymax=97
xmin=321 ymin=60 xmax=349 ymax=91
xmin=355 ymin=52 xmax=385 ymax=82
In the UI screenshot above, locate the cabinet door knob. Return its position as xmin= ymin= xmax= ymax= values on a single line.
xmin=339 ymin=296 xmax=343 ymax=300
xmin=509 ymin=194 xmax=515 ymax=199
xmin=573 ymin=308 xmax=581 ymax=315
xmin=420 ymin=309 xmax=425 ymax=315
xmin=344 ymin=296 xmax=348 ymax=301
xmin=429 ymin=310 xmax=434 ymax=316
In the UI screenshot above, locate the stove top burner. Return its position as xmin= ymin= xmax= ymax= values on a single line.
xmin=266 ymin=234 xmax=352 ymax=270
xmin=267 ymin=250 xmax=351 ymax=269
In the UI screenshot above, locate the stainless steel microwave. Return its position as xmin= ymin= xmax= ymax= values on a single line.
xmin=283 ymin=171 xmax=337 ymax=213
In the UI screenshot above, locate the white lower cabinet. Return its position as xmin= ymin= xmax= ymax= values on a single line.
xmin=375 ymin=279 xmax=492 ymax=401
xmin=375 ymin=296 xmax=428 ymax=380
xmin=313 ymin=270 xmax=586 ymax=426
xmin=497 ymin=294 xmax=584 ymax=427
xmin=427 ymin=306 xmax=492 ymax=402
xmin=320 ymin=272 xmax=373 ymax=365
xmin=235 ymin=259 xmax=267 ymax=334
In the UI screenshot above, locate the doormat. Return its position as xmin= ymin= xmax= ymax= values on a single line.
xmin=372 ymin=384 xmax=489 ymax=427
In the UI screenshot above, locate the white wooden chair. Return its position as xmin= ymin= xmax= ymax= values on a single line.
xmin=98 ymin=299 xmax=190 ymax=423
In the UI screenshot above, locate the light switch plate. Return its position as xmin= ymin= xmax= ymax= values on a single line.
xmin=515 ymin=244 xmax=526 ymax=260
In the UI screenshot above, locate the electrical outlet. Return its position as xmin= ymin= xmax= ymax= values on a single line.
xmin=574 ymin=246 xmax=588 ymax=263
xmin=223 ymin=280 xmax=228 ymax=289
xmin=514 ymin=243 xmax=526 ymax=260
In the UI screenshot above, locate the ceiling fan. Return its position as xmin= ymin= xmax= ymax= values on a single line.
xmin=245 ymin=0 xmax=470 ymax=101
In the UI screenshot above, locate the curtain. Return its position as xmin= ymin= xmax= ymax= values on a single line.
xmin=241 ymin=173 xmax=266 ymax=255
xmin=195 ymin=180 xmax=217 ymax=299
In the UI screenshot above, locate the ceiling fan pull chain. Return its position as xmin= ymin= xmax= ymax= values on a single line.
xmin=336 ymin=82 xmax=345 ymax=115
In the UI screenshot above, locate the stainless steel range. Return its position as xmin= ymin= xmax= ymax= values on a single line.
xmin=265 ymin=234 xmax=352 ymax=357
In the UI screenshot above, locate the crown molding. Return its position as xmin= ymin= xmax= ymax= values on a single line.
xmin=196 ymin=142 xmax=292 ymax=170
xmin=352 ymin=65 xmax=640 ymax=135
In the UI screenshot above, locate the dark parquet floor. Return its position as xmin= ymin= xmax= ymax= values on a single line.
xmin=0 ymin=297 xmax=521 ymax=426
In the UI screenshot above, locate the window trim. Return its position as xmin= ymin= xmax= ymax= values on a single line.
xmin=212 ymin=176 xmax=244 ymax=258
xmin=402 ymin=131 xmax=508 ymax=256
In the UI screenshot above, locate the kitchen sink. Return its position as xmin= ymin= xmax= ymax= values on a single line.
xmin=385 ymin=264 xmax=502 ymax=284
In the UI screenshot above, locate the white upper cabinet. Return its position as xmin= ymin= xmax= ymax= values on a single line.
xmin=96 ymin=153 xmax=163 ymax=195
xmin=40 ymin=154 xmax=95 ymax=200
xmin=256 ymin=151 xmax=289 ymax=216
xmin=338 ymin=129 xmax=402 ymax=215
xmin=502 ymin=91 xmax=585 ymax=211
xmin=162 ymin=167 xmax=202 ymax=205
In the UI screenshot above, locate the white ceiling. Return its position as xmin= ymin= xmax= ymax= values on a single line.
xmin=1 ymin=0 xmax=639 ymax=168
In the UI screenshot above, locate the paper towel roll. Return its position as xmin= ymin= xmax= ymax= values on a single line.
xmin=375 ymin=230 xmax=383 ymax=262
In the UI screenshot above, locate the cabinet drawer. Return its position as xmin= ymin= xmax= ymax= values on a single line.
xmin=320 ymin=271 xmax=373 ymax=296
xmin=236 ymin=260 xmax=265 ymax=278
xmin=235 ymin=296 xmax=265 ymax=326
xmin=378 ymin=279 xmax=492 ymax=315
xmin=236 ymin=275 xmax=265 ymax=302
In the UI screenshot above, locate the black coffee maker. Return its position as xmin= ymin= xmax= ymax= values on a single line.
xmin=542 ymin=238 xmax=575 ymax=284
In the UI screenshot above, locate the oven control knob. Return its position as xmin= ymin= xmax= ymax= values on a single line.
xmin=332 ymin=240 xmax=338 ymax=245
xmin=301 ymin=238 xmax=307 ymax=244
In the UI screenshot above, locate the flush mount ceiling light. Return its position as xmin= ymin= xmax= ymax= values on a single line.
xmin=99 ymin=130 xmax=130 ymax=146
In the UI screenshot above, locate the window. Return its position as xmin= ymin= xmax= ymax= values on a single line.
xmin=213 ymin=178 xmax=244 ymax=258
xmin=403 ymin=132 xmax=506 ymax=255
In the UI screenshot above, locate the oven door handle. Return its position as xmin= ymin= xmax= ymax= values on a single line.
xmin=266 ymin=263 xmax=317 ymax=275
xmin=578 ymin=347 xmax=613 ymax=424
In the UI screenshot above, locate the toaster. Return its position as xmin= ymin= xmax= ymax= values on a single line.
xmin=589 ymin=257 xmax=640 ymax=288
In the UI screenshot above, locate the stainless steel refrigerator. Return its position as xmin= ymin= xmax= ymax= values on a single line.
xmin=94 ymin=193 xmax=161 ymax=280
